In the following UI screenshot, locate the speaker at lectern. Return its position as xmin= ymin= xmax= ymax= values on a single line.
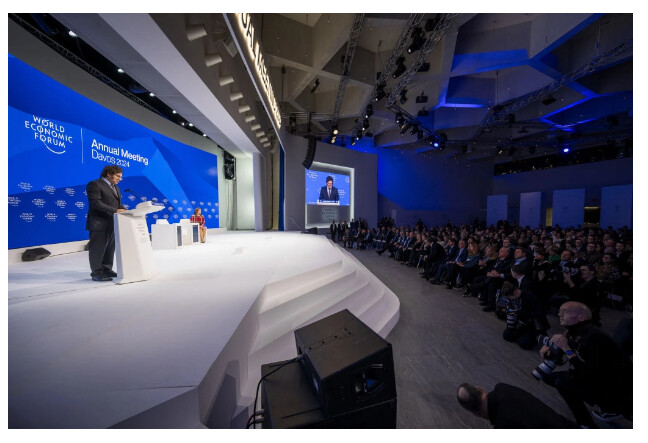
xmin=113 ymin=201 xmax=164 ymax=284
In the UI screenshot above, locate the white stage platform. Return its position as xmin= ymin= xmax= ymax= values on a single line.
xmin=8 ymin=231 xmax=400 ymax=428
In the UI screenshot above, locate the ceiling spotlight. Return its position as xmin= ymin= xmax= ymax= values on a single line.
xmin=365 ymin=104 xmax=373 ymax=118
xmin=375 ymin=83 xmax=386 ymax=102
xmin=351 ymin=138 xmax=356 ymax=146
xmin=310 ymin=78 xmax=320 ymax=93
xmin=562 ymin=147 xmax=570 ymax=153
xmin=410 ymin=124 xmax=419 ymax=135
xmin=400 ymin=122 xmax=413 ymax=135
xmin=356 ymin=130 xmax=363 ymax=140
xmin=68 ymin=30 xmax=77 ymax=38
xmin=219 ymin=75 xmax=235 ymax=86
xmin=205 ymin=53 xmax=223 ymax=67
xmin=417 ymin=129 xmax=424 ymax=140
xmin=117 ymin=68 xmax=124 ymax=74
xmin=392 ymin=57 xmax=406 ymax=79
xmin=172 ymin=110 xmax=177 ymax=114
xmin=188 ymin=123 xmax=194 ymax=127
xmin=362 ymin=119 xmax=369 ymax=131
xmin=407 ymin=28 xmax=425 ymax=53
xmin=417 ymin=107 xmax=429 ymax=117
xmin=399 ymin=89 xmax=408 ymax=105
xmin=395 ymin=113 xmax=405 ymax=127
xmin=416 ymin=92 xmax=428 ymax=103
xmin=332 ymin=123 xmax=339 ymax=135
xmin=542 ymin=95 xmax=557 ymax=106
xmin=149 ymin=92 xmax=155 ymax=97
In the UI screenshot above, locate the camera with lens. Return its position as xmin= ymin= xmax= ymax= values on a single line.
xmin=506 ymin=308 xmax=519 ymax=329
xmin=532 ymin=336 xmax=566 ymax=381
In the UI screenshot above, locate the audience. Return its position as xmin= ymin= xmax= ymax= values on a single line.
xmin=335 ymin=217 xmax=632 ymax=428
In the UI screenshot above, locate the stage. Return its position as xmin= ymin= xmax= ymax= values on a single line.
xmin=8 ymin=231 xmax=400 ymax=428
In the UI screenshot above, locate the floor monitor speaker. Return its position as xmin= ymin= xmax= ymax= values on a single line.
xmin=261 ymin=359 xmax=396 ymax=428
xmin=293 ymin=309 xmax=397 ymax=418
xmin=22 ymin=247 xmax=51 ymax=261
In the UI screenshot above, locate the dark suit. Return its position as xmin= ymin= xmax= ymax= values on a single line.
xmin=86 ymin=178 xmax=125 ymax=277
xmin=318 ymin=186 xmax=339 ymax=202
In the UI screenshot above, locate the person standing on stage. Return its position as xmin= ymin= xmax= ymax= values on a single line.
xmin=86 ymin=165 xmax=126 ymax=281
xmin=191 ymin=207 xmax=207 ymax=243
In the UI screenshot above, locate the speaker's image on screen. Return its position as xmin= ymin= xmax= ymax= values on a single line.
xmin=8 ymin=54 xmax=219 ymax=249
xmin=305 ymin=169 xmax=350 ymax=206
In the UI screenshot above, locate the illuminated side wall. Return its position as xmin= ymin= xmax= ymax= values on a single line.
xmin=376 ymin=149 xmax=493 ymax=227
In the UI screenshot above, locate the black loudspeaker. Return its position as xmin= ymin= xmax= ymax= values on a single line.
xmin=261 ymin=359 xmax=397 ymax=428
xmin=302 ymin=136 xmax=316 ymax=169
xmin=22 ymin=247 xmax=51 ymax=261
xmin=294 ymin=309 xmax=396 ymax=419
xmin=224 ymin=151 xmax=236 ymax=180
xmin=303 ymin=227 xmax=318 ymax=235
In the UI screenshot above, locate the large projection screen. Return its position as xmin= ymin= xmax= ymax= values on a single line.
xmin=304 ymin=162 xmax=354 ymax=229
xmin=8 ymin=54 xmax=220 ymax=249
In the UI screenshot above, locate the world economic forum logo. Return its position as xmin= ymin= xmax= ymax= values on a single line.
xmin=24 ymin=115 xmax=74 ymax=155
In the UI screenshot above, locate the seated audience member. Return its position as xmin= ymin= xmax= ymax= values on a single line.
xmin=550 ymin=264 xmax=602 ymax=325
xmin=476 ymin=247 xmax=514 ymax=312
xmin=421 ymin=236 xmax=447 ymax=280
xmin=356 ymin=228 xmax=373 ymax=250
xmin=447 ymin=240 xmax=481 ymax=289
xmin=463 ymin=244 xmax=498 ymax=295
xmin=430 ymin=238 xmax=460 ymax=284
xmin=400 ymin=232 xmax=422 ymax=264
xmin=539 ymin=301 xmax=632 ymax=427
xmin=595 ymin=253 xmax=621 ymax=297
xmin=407 ymin=234 xmax=428 ymax=267
xmin=499 ymin=266 xmax=540 ymax=349
xmin=456 ymin=382 xmax=578 ymax=428
xmin=341 ymin=228 xmax=352 ymax=248
xmin=584 ymin=242 xmax=602 ymax=266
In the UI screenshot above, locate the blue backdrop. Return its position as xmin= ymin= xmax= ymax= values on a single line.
xmin=8 ymin=54 xmax=219 ymax=249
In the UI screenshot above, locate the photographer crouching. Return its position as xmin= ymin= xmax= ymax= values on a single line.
xmin=536 ymin=301 xmax=632 ymax=427
xmin=498 ymin=264 xmax=540 ymax=350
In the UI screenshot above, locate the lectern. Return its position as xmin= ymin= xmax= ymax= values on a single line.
xmin=113 ymin=201 xmax=164 ymax=284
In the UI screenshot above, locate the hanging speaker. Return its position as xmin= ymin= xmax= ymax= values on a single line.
xmin=302 ymin=136 xmax=316 ymax=169
xmin=224 ymin=151 xmax=236 ymax=180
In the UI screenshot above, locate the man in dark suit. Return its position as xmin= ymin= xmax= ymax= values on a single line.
xmin=329 ymin=220 xmax=337 ymax=242
xmin=318 ymin=175 xmax=340 ymax=202
xmin=86 ymin=165 xmax=126 ymax=281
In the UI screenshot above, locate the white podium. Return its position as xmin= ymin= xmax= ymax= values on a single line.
xmin=113 ymin=201 xmax=164 ymax=284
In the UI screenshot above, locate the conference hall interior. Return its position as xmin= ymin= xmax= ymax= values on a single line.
xmin=7 ymin=11 xmax=635 ymax=431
